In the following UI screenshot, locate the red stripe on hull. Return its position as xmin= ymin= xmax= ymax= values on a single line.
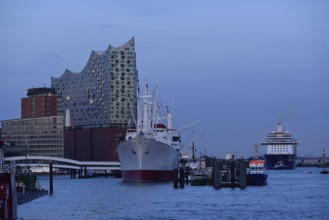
xmin=122 ymin=170 xmax=174 ymax=182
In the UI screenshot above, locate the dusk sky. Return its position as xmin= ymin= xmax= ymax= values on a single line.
xmin=1 ymin=0 xmax=328 ymax=158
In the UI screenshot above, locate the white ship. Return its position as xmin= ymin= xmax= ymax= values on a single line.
xmin=118 ymin=83 xmax=181 ymax=182
xmin=261 ymin=123 xmax=298 ymax=169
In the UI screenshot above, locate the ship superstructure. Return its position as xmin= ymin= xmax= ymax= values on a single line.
xmin=118 ymin=83 xmax=181 ymax=182
xmin=261 ymin=123 xmax=298 ymax=170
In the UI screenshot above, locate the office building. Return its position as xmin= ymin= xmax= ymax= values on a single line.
xmin=21 ymin=87 xmax=62 ymax=119
xmin=1 ymin=116 xmax=64 ymax=157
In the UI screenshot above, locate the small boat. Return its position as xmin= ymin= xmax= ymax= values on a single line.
xmin=320 ymin=148 xmax=328 ymax=174
xmin=320 ymin=169 xmax=329 ymax=174
xmin=304 ymin=170 xmax=312 ymax=174
xmin=190 ymin=158 xmax=209 ymax=186
xmin=190 ymin=170 xmax=209 ymax=186
xmin=247 ymin=144 xmax=268 ymax=186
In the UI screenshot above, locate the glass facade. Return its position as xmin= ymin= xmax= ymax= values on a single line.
xmin=51 ymin=38 xmax=138 ymax=128
xmin=1 ymin=116 xmax=64 ymax=157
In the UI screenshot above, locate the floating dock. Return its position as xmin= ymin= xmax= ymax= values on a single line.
xmin=174 ymin=157 xmax=247 ymax=189
xmin=212 ymin=159 xmax=247 ymax=189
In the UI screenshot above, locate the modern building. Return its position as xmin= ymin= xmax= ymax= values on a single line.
xmin=51 ymin=37 xmax=138 ymax=129
xmin=1 ymin=116 xmax=64 ymax=157
xmin=1 ymin=38 xmax=139 ymax=161
xmin=1 ymin=87 xmax=64 ymax=157
xmin=21 ymin=87 xmax=63 ymax=119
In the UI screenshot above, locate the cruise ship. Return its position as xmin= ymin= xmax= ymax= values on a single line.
xmin=117 ymin=83 xmax=181 ymax=182
xmin=261 ymin=123 xmax=298 ymax=170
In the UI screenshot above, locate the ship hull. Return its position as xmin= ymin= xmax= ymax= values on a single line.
xmin=247 ymin=173 xmax=268 ymax=186
xmin=118 ymin=137 xmax=178 ymax=182
xmin=264 ymin=154 xmax=296 ymax=170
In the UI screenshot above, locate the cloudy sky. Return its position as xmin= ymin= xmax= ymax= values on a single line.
xmin=1 ymin=0 xmax=328 ymax=157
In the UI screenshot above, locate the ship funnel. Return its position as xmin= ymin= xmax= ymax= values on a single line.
xmin=277 ymin=123 xmax=284 ymax=132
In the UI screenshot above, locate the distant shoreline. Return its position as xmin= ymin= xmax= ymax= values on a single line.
xmin=296 ymin=156 xmax=328 ymax=167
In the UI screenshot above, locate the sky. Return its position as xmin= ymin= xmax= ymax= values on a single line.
xmin=1 ymin=0 xmax=328 ymax=158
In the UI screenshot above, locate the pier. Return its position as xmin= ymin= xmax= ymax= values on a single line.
xmin=296 ymin=156 xmax=329 ymax=167
xmin=4 ymin=156 xmax=121 ymax=179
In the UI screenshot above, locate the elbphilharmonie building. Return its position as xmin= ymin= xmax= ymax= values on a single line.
xmin=51 ymin=38 xmax=138 ymax=128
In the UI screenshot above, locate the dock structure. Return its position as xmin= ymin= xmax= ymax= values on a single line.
xmin=173 ymin=159 xmax=190 ymax=189
xmin=4 ymin=156 xmax=121 ymax=179
xmin=174 ymin=156 xmax=247 ymax=188
xmin=212 ymin=159 xmax=247 ymax=189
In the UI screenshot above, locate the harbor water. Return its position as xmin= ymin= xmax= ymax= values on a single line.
xmin=19 ymin=168 xmax=329 ymax=220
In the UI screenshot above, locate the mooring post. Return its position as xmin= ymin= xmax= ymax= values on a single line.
xmin=84 ymin=166 xmax=87 ymax=178
xmin=213 ymin=160 xmax=221 ymax=189
xmin=179 ymin=167 xmax=185 ymax=188
xmin=173 ymin=169 xmax=178 ymax=189
xmin=70 ymin=169 xmax=73 ymax=179
xmin=185 ymin=167 xmax=189 ymax=185
xmin=230 ymin=160 xmax=235 ymax=188
xmin=239 ymin=159 xmax=247 ymax=189
xmin=49 ymin=161 xmax=53 ymax=195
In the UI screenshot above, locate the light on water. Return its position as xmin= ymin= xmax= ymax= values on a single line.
xmin=19 ymin=168 xmax=329 ymax=220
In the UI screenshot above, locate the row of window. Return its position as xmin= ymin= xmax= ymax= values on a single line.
xmin=50 ymin=41 xmax=136 ymax=127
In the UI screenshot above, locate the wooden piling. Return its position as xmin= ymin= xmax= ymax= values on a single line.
xmin=239 ymin=159 xmax=247 ymax=188
xmin=173 ymin=169 xmax=178 ymax=189
xmin=49 ymin=161 xmax=53 ymax=195
xmin=84 ymin=166 xmax=87 ymax=178
xmin=230 ymin=160 xmax=235 ymax=187
xmin=185 ymin=168 xmax=189 ymax=185
xmin=179 ymin=167 xmax=185 ymax=188
xmin=213 ymin=160 xmax=221 ymax=189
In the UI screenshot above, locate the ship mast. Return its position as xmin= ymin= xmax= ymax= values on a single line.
xmin=254 ymin=144 xmax=260 ymax=157
xmin=151 ymin=84 xmax=158 ymax=135
xmin=142 ymin=83 xmax=149 ymax=133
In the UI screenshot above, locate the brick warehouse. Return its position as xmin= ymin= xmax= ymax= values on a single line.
xmin=64 ymin=127 xmax=126 ymax=161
